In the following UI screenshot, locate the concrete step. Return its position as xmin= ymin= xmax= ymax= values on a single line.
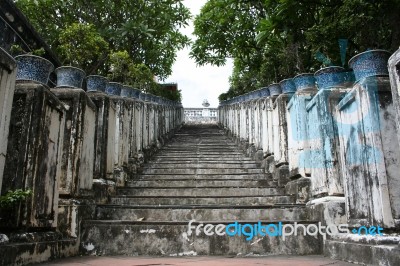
xmin=116 ymin=187 xmax=284 ymax=197
xmin=153 ymin=155 xmax=253 ymax=159
xmin=144 ymin=163 xmax=259 ymax=169
xmin=160 ymin=146 xmax=240 ymax=150
xmin=151 ymin=158 xmax=254 ymax=163
xmin=81 ymin=220 xmax=322 ymax=256
xmin=141 ymin=168 xmax=264 ymax=175
xmin=110 ymin=195 xmax=295 ymax=206
xmin=158 ymin=150 xmax=244 ymax=156
xmin=155 ymin=153 xmax=246 ymax=157
xmin=152 ymin=159 xmax=255 ymax=163
xmin=127 ymin=179 xmax=275 ymax=187
xmin=324 ymin=234 xmax=400 ymax=265
xmin=136 ymin=174 xmax=270 ymax=180
xmin=95 ymin=204 xmax=307 ymax=221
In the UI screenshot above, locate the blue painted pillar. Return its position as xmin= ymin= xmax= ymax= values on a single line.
xmin=336 ymin=77 xmax=400 ymax=228
xmin=305 ymin=88 xmax=349 ymax=198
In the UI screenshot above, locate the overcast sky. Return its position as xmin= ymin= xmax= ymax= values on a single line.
xmin=164 ymin=0 xmax=233 ymax=108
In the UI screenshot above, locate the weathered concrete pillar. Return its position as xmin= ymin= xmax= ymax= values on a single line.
xmin=272 ymin=93 xmax=292 ymax=166
xmin=87 ymin=92 xmax=117 ymax=203
xmin=112 ymin=96 xmax=135 ymax=186
xmin=388 ymin=49 xmax=400 ymax=147
xmin=54 ymin=88 xmax=98 ymax=240
xmin=154 ymin=103 xmax=160 ymax=147
xmin=248 ymin=99 xmax=255 ymax=153
xmin=142 ymin=100 xmax=149 ymax=154
xmin=159 ymin=103 xmax=166 ymax=141
xmin=336 ymin=77 xmax=400 ymax=228
xmin=51 ymin=88 xmax=96 ymax=197
xmin=254 ymin=99 xmax=261 ymax=151
xmin=306 ymin=88 xmax=349 ymax=199
xmin=148 ymin=102 xmax=155 ymax=148
xmin=261 ymin=97 xmax=269 ymax=158
xmin=266 ymin=96 xmax=277 ymax=157
xmin=1 ymin=83 xmax=65 ymax=228
xmin=287 ymin=88 xmax=317 ymax=178
xmin=263 ymin=94 xmax=281 ymax=184
xmin=0 ymin=48 xmax=16 ymax=194
xmin=127 ymin=99 xmax=137 ymax=175
xmin=135 ymin=99 xmax=144 ymax=159
xmin=269 ymin=93 xmax=292 ymax=186
xmin=88 ymin=92 xmax=116 ymax=180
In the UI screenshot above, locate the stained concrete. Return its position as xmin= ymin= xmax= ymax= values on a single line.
xmin=37 ymin=255 xmax=356 ymax=266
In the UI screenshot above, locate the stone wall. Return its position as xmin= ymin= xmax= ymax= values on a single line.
xmin=219 ymin=50 xmax=400 ymax=265
xmin=0 ymin=48 xmax=16 ymax=194
xmin=0 ymin=52 xmax=183 ymax=264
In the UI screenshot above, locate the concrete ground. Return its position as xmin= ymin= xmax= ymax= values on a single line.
xmin=38 ymin=255 xmax=356 ymax=266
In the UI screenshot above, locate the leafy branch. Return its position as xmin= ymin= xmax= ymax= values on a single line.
xmin=0 ymin=189 xmax=32 ymax=209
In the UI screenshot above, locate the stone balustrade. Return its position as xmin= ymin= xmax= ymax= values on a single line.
xmin=219 ymin=50 xmax=400 ymax=233
xmin=0 ymin=48 xmax=16 ymax=194
xmin=0 ymin=47 xmax=183 ymax=237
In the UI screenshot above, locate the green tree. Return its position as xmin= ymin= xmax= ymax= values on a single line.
xmin=191 ymin=0 xmax=400 ymax=100
xmin=57 ymin=23 xmax=109 ymax=74
xmin=14 ymin=0 xmax=191 ymax=79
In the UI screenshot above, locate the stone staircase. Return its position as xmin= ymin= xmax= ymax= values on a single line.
xmin=81 ymin=124 xmax=321 ymax=256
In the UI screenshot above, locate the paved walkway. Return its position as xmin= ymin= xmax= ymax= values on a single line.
xmin=39 ymin=255 xmax=356 ymax=266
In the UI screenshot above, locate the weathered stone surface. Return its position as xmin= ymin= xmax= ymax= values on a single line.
xmin=285 ymin=178 xmax=311 ymax=204
xmin=81 ymin=125 xmax=319 ymax=257
xmin=0 ymin=48 xmax=16 ymax=194
xmin=81 ymin=221 xmax=321 ymax=256
xmin=306 ymin=88 xmax=349 ymax=198
xmin=336 ymin=77 xmax=400 ymax=228
xmin=1 ymin=83 xmax=65 ymax=228
xmin=287 ymin=88 xmax=317 ymax=178
xmin=0 ymin=236 xmax=78 ymax=266
xmin=58 ymin=198 xmax=95 ymax=238
xmin=111 ymin=96 xmax=135 ymax=186
xmin=306 ymin=197 xmax=346 ymax=227
xmin=111 ymin=195 xmax=294 ymax=206
xmin=87 ymin=92 xmax=117 ymax=181
xmin=95 ymin=205 xmax=308 ymax=221
xmin=0 ymin=234 xmax=9 ymax=245
xmin=272 ymin=93 xmax=293 ymax=166
xmin=51 ymin=88 xmax=96 ymax=197
xmin=325 ymin=234 xmax=400 ymax=266
xmin=117 ymin=187 xmax=283 ymax=197
xmin=388 ymin=48 xmax=400 ymax=146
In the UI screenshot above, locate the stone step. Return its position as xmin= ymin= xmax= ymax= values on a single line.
xmin=81 ymin=220 xmax=322 ymax=256
xmin=155 ymin=153 xmax=246 ymax=158
xmin=117 ymin=187 xmax=284 ymax=197
xmin=110 ymin=195 xmax=294 ymax=206
xmin=144 ymin=163 xmax=259 ymax=169
xmin=160 ymin=145 xmax=240 ymax=149
xmin=95 ymin=205 xmax=308 ymax=221
xmin=136 ymin=174 xmax=270 ymax=180
xmin=127 ymin=179 xmax=275 ymax=187
xmin=158 ymin=150 xmax=244 ymax=156
xmin=152 ymin=158 xmax=254 ymax=162
xmin=141 ymin=168 xmax=264 ymax=175
xmin=324 ymin=234 xmax=400 ymax=266
xmin=163 ymin=145 xmax=239 ymax=149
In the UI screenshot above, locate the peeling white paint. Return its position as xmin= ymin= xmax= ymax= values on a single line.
xmin=181 ymin=231 xmax=190 ymax=241
xmin=139 ymin=229 xmax=156 ymax=234
xmin=250 ymin=237 xmax=263 ymax=245
xmin=170 ymin=251 xmax=197 ymax=257
xmin=83 ymin=243 xmax=95 ymax=251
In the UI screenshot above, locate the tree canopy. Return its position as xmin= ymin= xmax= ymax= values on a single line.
xmin=191 ymin=0 xmax=400 ymax=101
xmin=15 ymin=0 xmax=191 ymax=80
